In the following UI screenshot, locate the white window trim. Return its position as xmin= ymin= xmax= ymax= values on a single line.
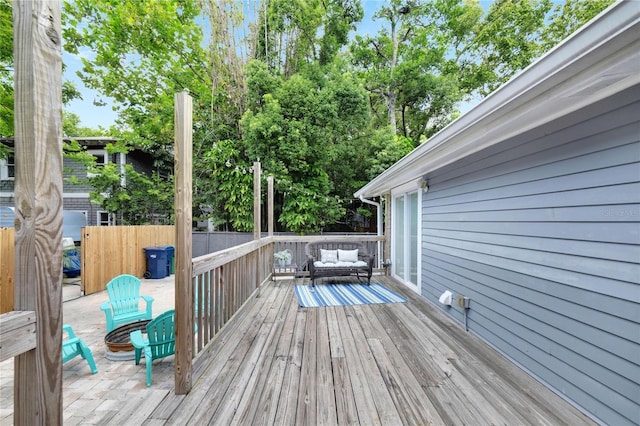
xmin=87 ymin=149 xmax=109 ymax=177
xmin=97 ymin=211 xmax=113 ymax=226
xmin=0 ymin=156 xmax=15 ymax=181
xmin=390 ymin=181 xmax=422 ymax=294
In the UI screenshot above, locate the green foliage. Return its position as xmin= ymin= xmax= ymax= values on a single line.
xmin=240 ymin=60 xmax=375 ymax=233
xmin=350 ymin=0 xmax=558 ymax=142
xmin=62 ymin=0 xmax=209 ymax=220
xmin=63 ymin=112 xmax=107 ymax=137
xmin=319 ymin=0 xmax=364 ymax=65
xmin=197 ymin=139 xmax=255 ymax=231
xmin=253 ymin=0 xmax=363 ymax=76
xmin=0 ymin=0 xmax=13 ymax=139
xmin=471 ymin=0 xmax=553 ymax=95
xmin=542 ymin=0 xmax=616 ymax=50
xmin=89 ymin=163 xmax=174 ymax=225
xmin=2 ymin=0 xmax=615 ymax=232
xmin=366 ymin=131 xmax=415 ymax=180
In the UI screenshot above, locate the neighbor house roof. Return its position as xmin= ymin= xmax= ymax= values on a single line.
xmin=0 ymin=136 xmax=118 ymax=147
xmin=355 ymin=0 xmax=640 ymax=198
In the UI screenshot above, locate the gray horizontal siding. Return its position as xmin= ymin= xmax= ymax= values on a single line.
xmin=419 ymin=92 xmax=640 ymax=425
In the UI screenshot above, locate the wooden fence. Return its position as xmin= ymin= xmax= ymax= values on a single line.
xmin=81 ymin=225 xmax=174 ymax=295
xmin=0 ymin=228 xmax=15 ymax=313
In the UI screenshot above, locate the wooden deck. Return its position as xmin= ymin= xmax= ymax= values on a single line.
xmin=134 ymin=276 xmax=594 ymax=425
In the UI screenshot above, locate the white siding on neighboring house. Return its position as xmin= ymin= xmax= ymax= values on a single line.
xmin=420 ymin=89 xmax=639 ymax=425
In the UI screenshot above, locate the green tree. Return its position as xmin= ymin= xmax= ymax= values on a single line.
xmin=471 ymin=0 xmax=553 ymax=95
xmin=351 ymin=0 xmax=555 ymax=143
xmin=0 ymin=0 xmax=12 ymax=140
xmin=63 ymin=0 xmax=209 ymax=222
xmin=542 ymin=0 xmax=616 ymax=50
xmin=57 ymin=0 xmax=617 ymax=233
xmin=253 ymin=0 xmax=362 ymax=75
xmin=63 ymin=112 xmax=106 ymax=137
xmin=239 ymin=60 xmax=372 ymax=233
xmin=1 ymin=0 xmax=85 ymax=151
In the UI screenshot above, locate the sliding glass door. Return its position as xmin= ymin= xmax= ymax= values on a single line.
xmin=392 ymin=186 xmax=421 ymax=292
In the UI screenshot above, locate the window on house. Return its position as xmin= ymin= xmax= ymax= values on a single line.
xmin=87 ymin=149 xmax=108 ymax=177
xmin=0 ymin=155 xmax=15 ymax=180
xmin=97 ymin=211 xmax=113 ymax=226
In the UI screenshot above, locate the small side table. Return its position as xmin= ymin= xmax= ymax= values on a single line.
xmin=273 ymin=263 xmax=298 ymax=283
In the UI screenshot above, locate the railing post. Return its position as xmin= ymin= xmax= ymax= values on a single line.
xmin=12 ymin=0 xmax=64 ymax=422
xmin=253 ymin=162 xmax=261 ymax=240
xmin=174 ymin=91 xmax=193 ymax=394
xmin=268 ymin=176 xmax=274 ymax=236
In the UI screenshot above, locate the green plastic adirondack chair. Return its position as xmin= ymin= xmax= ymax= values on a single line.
xmin=101 ymin=274 xmax=154 ymax=332
xmin=62 ymin=324 xmax=97 ymax=374
xmin=130 ymin=309 xmax=175 ymax=387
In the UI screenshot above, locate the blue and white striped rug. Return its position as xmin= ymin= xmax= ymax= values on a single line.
xmin=294 ymin=283 xmax=407 ymax=308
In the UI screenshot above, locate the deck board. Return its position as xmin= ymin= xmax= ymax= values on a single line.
xmin=273 ymin=301 xmax=305 ymax=425
xmin=253 ymin=296 xmax=299 ymax=425
xmin=316 ymin=309 xmax=337 ymax=425
xmin=326 ymin=307 xmax=359 ymax=425
xmin=142 ymin=276 xmax=595 ymax=425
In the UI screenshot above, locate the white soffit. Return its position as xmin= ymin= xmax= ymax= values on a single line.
xmin=355 ymin=0 xmax=640 ymax=198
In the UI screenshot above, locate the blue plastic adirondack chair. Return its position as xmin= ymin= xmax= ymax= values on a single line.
xmin=100 ymin=274 xmax=154 ymax=332
xmin=62 ymin=324 xmax=97 ymax=374
xmin=130 ymin=309 xmax=176 ymax=387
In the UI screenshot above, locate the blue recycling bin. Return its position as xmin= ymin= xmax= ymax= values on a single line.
xmin=165 ymin=245 xmax=175 ymax=275
xmin=144 ymin=246 xmax=169 ymax=279
xmin=63 ymin=248 xmax=81 ymax=278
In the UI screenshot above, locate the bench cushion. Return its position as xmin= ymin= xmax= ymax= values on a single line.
xmin=320 ymin=249 xmax=339 ymax=263
xmin=338 ymin=249 xmax=359 ymax=262
xmin=314 ymin=260 xmax=368 ymax=268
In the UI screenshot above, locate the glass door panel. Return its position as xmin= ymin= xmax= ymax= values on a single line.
xmin=394 ymin=195 xmax=405 ymax=278
xmin=392 ymin=189 xmax=420 ymax=293
xmin=408 ymin=192 xmax=419 ymax=285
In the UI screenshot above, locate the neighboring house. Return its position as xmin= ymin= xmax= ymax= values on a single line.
xmin=355 ymin=2 xmax=639 ymax=426
xmin=0 ymin=137 xmax=156 ymax=229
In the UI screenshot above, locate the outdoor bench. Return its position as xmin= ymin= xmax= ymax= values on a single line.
xmin=305 ymin=240 xmax=373 ymax=287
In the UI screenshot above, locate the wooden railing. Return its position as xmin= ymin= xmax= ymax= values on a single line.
xmin=189 ymin=234 xmax=385 ymax=358
xmin=0 ymin=311 xmax=36 ymax=362
xmin=272 ymin=234 xmax=386 ymax=274
xmin=191 ymin=237 xmax=274 ymax=356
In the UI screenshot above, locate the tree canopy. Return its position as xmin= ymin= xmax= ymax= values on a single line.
xmin=2 ymin=0 xmax=615 ymax=231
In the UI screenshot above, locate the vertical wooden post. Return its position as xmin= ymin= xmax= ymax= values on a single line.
xmin=253 ymin=162 xmax=261 ymax=240
xmin=174 ymin=92 xmax=193 ymax=394
xmin=267 ymin=176 xmax=274 ymax=236
xmin=13 ymin=0 xmax=63 ymax=423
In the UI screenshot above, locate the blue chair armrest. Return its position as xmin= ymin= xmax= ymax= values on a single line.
xmin=100 ymin=301 xmax=116 ymax=332
xmin=100 ymin=301 xmax=112 ymax=312
xmin=62 ymin=324 xmax=75 ymax=339
xmin=130 ymin=330 xmax=148 ymax=349
xmin=141 ymin=295 xmax=154 ymax=317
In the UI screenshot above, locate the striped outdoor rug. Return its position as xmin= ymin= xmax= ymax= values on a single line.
xmin=294 ymin=283 xmax=407 ymax=308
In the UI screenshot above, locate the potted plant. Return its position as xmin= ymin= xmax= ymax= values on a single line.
xmin=274 ymin=250 xmax=292 ymax=267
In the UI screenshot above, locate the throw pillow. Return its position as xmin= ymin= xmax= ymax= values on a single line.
xmin=320 ymin=249 xmax=338 ymax=263
xmin=338 ymin=249 xmax=359 ymax=263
